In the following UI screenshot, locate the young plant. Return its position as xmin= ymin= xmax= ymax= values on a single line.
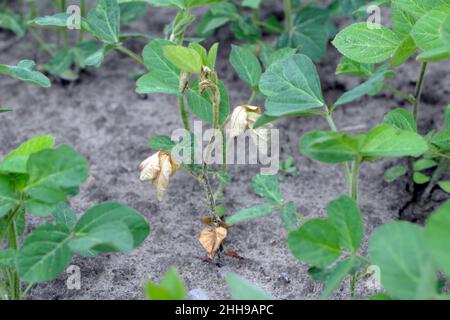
xmin=0 ymin=136 xmax=150 ymax=300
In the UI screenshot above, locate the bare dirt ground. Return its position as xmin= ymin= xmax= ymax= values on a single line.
xmin=0 ymin=4 xmax=448 ymax=300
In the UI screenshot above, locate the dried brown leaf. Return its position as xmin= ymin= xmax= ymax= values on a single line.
xmin=199 ymin=226 xmax=227 ymax=259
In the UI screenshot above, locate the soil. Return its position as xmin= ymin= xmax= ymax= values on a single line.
xmin=0 ymin=3 xmax=449 ymax=300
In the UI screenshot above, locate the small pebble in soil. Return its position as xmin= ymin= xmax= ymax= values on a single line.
xmin=188 ymin=288 xmax=209 ymax=300
xmin=278 ymin=272 xmax=290 ymax=284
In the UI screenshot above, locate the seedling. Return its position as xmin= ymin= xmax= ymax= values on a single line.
xmin=0 ymin=136 xmax=150 ymax=300
xmin=278 ymin=156 xmax=299 ymax=181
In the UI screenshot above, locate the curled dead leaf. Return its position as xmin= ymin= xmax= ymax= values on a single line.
xmin=199 ymin=226 xmax=228 ymax=259
xmin=201 ymin=216 xmax=231 ymax=229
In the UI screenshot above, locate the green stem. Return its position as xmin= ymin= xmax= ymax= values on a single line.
xmin=422 ymin=158 xmax=450 ymax=203
xmin=412 ymin=62 xmax=428 ymax=123
xmin=30 ymin=0 xmax=37 ymax=19
xmin=20 ymin=283 xmax=33 ymax=300
xmin=247 ymin=90 xmax=257 ymax=105
xmin=61 ymin=0 xmax=69 ymax=47
xmin=8 ymin=221 xmax=19 ymax=300
xmin=351 ymin=160 xmax=361 ymax=202
xmin=284 ymin=0 xmax=293 ymax=33
xmin=350 ymin=274 xmax=357 ymax=299
xmin=383 ymin=83 xmax=415 ymax=104
xmin=179 ymin=96 xmax=190 ymax=131
xmin=29 ymin=28 xmax=55 ymax=56
xmin=117 ymin=46 xmax=145 ymax=66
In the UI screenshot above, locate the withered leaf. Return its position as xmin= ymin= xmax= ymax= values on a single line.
xmin=199 ymin=226 xmax=227 ymax=259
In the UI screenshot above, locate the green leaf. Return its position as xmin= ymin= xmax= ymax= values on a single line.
xmin=70 ymin=221 xmax=134 ymax=255
xmin=278 ymin=8 xmax=330 ymax=62
xmin=0 ymin=175 xmax=20 ymax=218
xmin=335 ymin=56 xmax=374 ymax=77
xmin=360 ymin=125 xmax=428 ymax=160
xmin=438 ymin=181 xmax=450 ymax=193
xmin=186 ymin=81 xmax=229 ymax=125
xmin=383 ymin=108 xmax=417 ymax=132
xmin=0 ymin=60 xmax=51 ymax=88
xmin=445 ymin=105 xmax=450 ymax=129
xmin=334 ymin=67 xmax=389 ymax=106
xmin=300 ymin=131 xmax=360 ymax=164
xmin=119 ymin=2 xmax=148 ymax=24
xmin=391 ymin=35 xmax=417 ymax=67
xmin=0 ymin=248 xmax=16 ymax=268
xmin=242 ymin=0 xmax=262 ymax=8
xmin=49 ymin=48 xmax=74 ymax=76
xmin=17 ymin=224 xmax=73 ymax=283
xmin=163 ymin=45 xmax=202 ymax=74
xmin=326 ymin=195 xmax=363 ymax=253
xmin=225 ymin=273 xmax=271 ymax=300
xmin=332 ymin=23 xmax=400 ymax=64
xmin=52 ymin=202 xmax=77 ymax=230
xmin=260 ymin=46 xmax=297 ymax=69
xmin=426 ymin=201 xmax=450 ymax=277
xmin=288 ymin=219 xmax=341 ymax=268
xmin=230 ymin=45 xmax=261 ymax=88
xmin=392 ymin=2 xmax=417 ymax=38
xmin=281 ymin=202 xmax=298 ymax=232
xmin=411 ymin=6 xmax=450 ymax=52
xmin=431 ymin=130 xmax=450 ymax=151
xmin=259 ymin=54 xmax=324 ymax=117
xmin=443 ymin=16 xmax=450 ymax=52
xmin=148 ymin=135 xmax=176 ymax=151
xmin=226 ymin=205 xmax=273 ymax=225
xmin=369 ymin=221 xmax=437 ymax=299
xmin=87 ymin=0 xmax=121 ymax=43
xmin=413 ymin=159 xmax=437 ymax=171
xmin=145 ymin=267 xmax=186 ymax=300
xmin=384 ymin=166 xmax=407 ymax=182
xmin=0 ymin=108 xmax=12 ymax=113
xmin=75 ymin=202 xmax=150 ymax=248
xmin=136 ymin=40 xmax=180 ymax=95
xmin=252 ymin=174 xmax=283 ymax=205
xmin=413 ymin=172 xmax=430 ymax=184
xmin=309 ymin=258 xmax=356 ymax=299
xmin=30 ymin=13 xmax=71 ymax=28
xmin=72 ymin=41 xmax=104 ymax=68
xmin=0 ymin=11 xmax=25 ymax=36
xmin=24 ymin=145 xmax=89 ymax=212
xmin=0 ymin=135 xmax=55 ymax=174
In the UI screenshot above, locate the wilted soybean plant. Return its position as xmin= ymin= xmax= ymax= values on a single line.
xmin=0 ymin=63 xmax=150 ymax=300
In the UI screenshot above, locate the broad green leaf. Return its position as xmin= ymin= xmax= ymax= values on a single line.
xmin=383 ymin=108 xmax=417 ymax=132
xmin=230 ymin=45 xmax=261 ymax=88
xmin=326 ymin=195 xmax=363 ymax=253
xmin=143 ymin=0 xmax=220 ymax=9
xmin=49 ymin=48 xmax=74 ymax=76
xmin=278 ymin=8 xmax=330 ymax=62
xmin=384 ymin=166 xmax=407 ymax=182
xmin=17 ymin=224 xmax=73 ymax=283
xmin=288 ymin=219 xmax=341 ymax=268
xmin=75 ymin=202 xmax=150 ymax=248
xmin=391 ymin=35 xmax=417 ymax=67
xmin=136 ymin=40 xmax=180 ymax=95
xmin=145 ymin=267 xmax=186 ymax=300
xmin=0 ymin=175 xmax=20 ymax=218
xmin=70 ymin=221 xmax=134 ymax=255
xmin=443 ymin=16 xmax=450 ymax=52
xmin=309 ymin=258 xmax=356 ymax=299
xmin=431 ymin=130 xmax=450 ymax=151
xmin=417 ymin=46 xmax=450 ymax=62
xmin=242 ymin=0 xmax=262 ymax=8
xmin=148 ymin=135 xmax=176 ymax=151
xmin=0 ymin=248 xmax=16 ymax=268
xmin=30 ymin=13 xmax=71 ymax=28
xmin=226 ymin=205 xmax=273 ymax=225
xmin=0 ymin=135 xmax=55 ymax=174
xmin=332 ymin=23 xmax=400 ymax=64
xmin=72 ymin=41 xmax=104 ymax=68
xmin=119 ymin=2 xmax=147 ymax=24
xmin=438 ymin=181 xmax=450 ymax=193
xmin=334 ymin=68 xmax=389 ymax=106
xmin=207 ymin=43 xmax=219 ymax=69
xmin=196 ymin=13 xmax=231 ymax=36
xmin=392 ymin=2 xmax=417 ymax=38
xmin=0 ymin=11 xmax=25 ymax=36
xmin=251 ymin=175 xmax=283 ymax=205
xmin=370 ymin=221 xmax=438 ymax=299
xmin=163 ymin=46 xmax=202 ymax=74
xmin=260 ymin=54 xmax=324 ymax=117
xmin=260 ymin=46 xmax=297 ymax=69
xmin=52 ymin=202 xmax=77 ymax=230
xmin=87 ymin=0 xmax=121 ymax=43
xmin=0 ymin=60 xmax=51 ymax=88
xmin=281 ymin=202 xmax=299 ymax=232
xmin=186 ymin=80 xmax=229 ymax=125
xmin=300 ymin=131 xmax=360 ymax=164
xmin=446 ymin=105 xmax=450 ymax=129
xmin=413 ymin=172 xmax=430 ymax=184
xmin=24 ymin=145 xmax=88 ymax=210
xmin=225 ymin=273 xmax=271 ymax=300
xmin=335 ymin=56 xmax=374 ymax=77
xmin=393 ymin=0 xmax=443 ymax=19
xmin=413 ymin=159 xmax=437 ymax=171
xmin=425 ymin=201 xmax=450 ymax=277
xmin=360 ymin=125 xmax=428 ymax=159
xmin=411 ymin=6 xmax=450 ymax=52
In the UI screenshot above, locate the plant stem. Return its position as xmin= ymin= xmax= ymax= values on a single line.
xmin=284 ymin=0 xmax=293 ymax=33
xmin=421 ymin=158 xmax=450 ymax=203
xmin=179 ymin=96 xmax=190 ymax=131
xmin=61 ymin=0 xmax=69 ymax=47
xmin=8 ymin=221 xmax=20 ymax=300
xmin=30 ymin=0 xmax=37 ymax=19
xmin=117 ymin=46 xmax=145 ymax=66
xmin=20 ymin=283 xmax=33 ymax=300
xmin=28 ymin=28 xmax=55 ymax=56
xmin=351 ymin=160 xmax=361 ymax=202
xmin=79 ymin=0 xmax=86 ymax=43
xmin=350 ymin=274 xmax=357 ymax=299
xmin=412 ymin=62 xmax=428 ymax=123
xmin=383 ymin=83 xmax=415 ymax=104
xmin=247 ymin=90 xmax=257 ymax=105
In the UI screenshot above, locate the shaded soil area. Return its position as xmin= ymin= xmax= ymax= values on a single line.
xmin=0 ymin=4 xmax=448 ymax=300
